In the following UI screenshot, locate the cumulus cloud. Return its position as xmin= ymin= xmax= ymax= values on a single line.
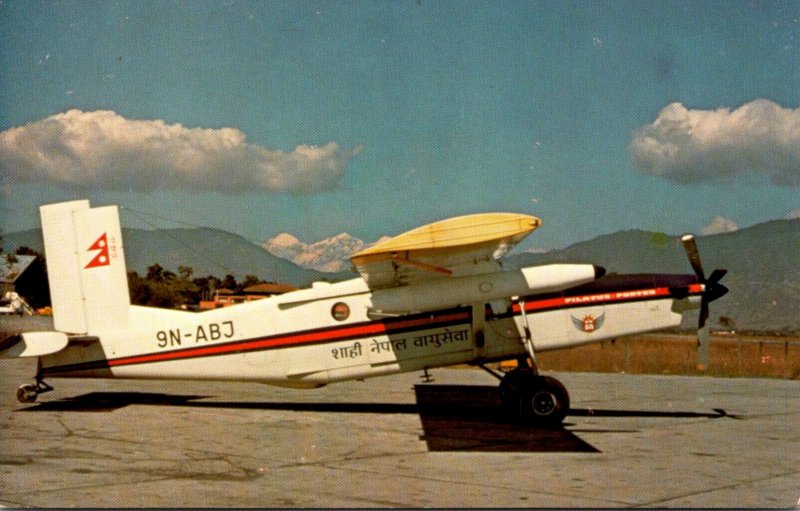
xmin=701 ymin=216 xmax=739 ymax=235
xmin=0 ymin=109 xmax=362 ymax=194
xmin=630 ymin=99 xmax=800 ymax=187
xmin=786 ymin=208 xmax=800 ymax=220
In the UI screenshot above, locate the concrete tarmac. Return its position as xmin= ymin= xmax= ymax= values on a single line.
xmin=1 ymin=357 xmax=798 ymax=508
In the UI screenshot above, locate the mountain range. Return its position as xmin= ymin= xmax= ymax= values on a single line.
xmin=263 ymin=232 xmax=390 ymax=273
xmin=505 ymin=219 xmax=800 ymax=333
xmin=2 ymin=227 xmax=331 ymax=286
xmin=3 ymin=218 xmax=798 ymax=332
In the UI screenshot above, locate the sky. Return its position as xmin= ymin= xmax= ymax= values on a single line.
xmin=1 ymin=0 xmax=799 ymax=253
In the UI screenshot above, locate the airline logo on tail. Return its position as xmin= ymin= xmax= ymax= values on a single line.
xmin=85 ymin=233 xmax=111 ymax=269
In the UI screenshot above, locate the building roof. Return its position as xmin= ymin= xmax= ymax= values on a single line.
xmin=1 ymin=255 xmax=37 ymax=284
xmin=242 ymin=283 xmax=297 ymax=295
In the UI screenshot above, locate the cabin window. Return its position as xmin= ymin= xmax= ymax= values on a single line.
xmin=331 ymin=302 xmax=350 ymax=321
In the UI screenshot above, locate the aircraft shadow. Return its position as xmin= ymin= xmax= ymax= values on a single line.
xmin=412 ymin=384 xmax=600 ymax=452
xmin=19 ymin=385 xmax=735 ymax=453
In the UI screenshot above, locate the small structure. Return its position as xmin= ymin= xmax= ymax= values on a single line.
xmin=242 ymin=283 xmax=298 ymax=296
xmin=198 ymin=282 xmax=298 ymax=310
xmin=1 ymin=255 xmax=49 ymax=309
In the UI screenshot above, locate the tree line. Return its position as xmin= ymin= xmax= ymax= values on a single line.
xmin=1 ymin=235 xmax=269 ymax=310
xmin=128 ymin=264 xmax=265 ymax=309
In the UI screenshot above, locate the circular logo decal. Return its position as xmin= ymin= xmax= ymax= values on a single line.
xmin=331 ymin=302 xmax=350 ymax=321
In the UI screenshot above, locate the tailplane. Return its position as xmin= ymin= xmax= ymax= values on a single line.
xmin=40 ymin=200 xmax=131 ymax=335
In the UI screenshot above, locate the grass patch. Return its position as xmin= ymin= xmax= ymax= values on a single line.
xmin=535 ymin=333 xmax=800 ymax=379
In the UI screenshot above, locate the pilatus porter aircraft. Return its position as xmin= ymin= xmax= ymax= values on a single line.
xmin=0 ymin=200 xmax=728 ymax=425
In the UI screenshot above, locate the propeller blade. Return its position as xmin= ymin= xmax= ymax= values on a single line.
xmin=698 ymin=299 xmax=710 ymax=329
xmin=697 ymin=323 xmax=710 ymax=371
xmin=705 ymin=269 xmax=729 ymax=302
xmin=681 ymin=234 xmax=705 ymax=281
xmin=680 ymin=234 xmax=727 ymax=372
xmin=707 ymin=268 xmax=727 ymax=284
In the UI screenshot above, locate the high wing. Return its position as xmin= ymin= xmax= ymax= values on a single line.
xmin=350 ymin=212 xmax=541 ymax=289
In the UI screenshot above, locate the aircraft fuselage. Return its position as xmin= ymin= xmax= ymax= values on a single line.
xmin=38 ymin=272 xmax=702 ymax=388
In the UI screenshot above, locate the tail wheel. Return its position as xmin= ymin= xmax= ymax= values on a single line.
xmin=499 ymin=371 xmax=570 ymax=426
xmin=17 ymin=384 xmax=38 ymax=404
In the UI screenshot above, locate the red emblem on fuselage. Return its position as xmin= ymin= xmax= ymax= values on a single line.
xmin=570 ymin=312 xmax=606 ymax=333
xmin=85 ymin=233 xmax=111 ymax=269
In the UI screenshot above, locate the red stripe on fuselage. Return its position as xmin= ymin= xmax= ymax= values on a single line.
xmin=105 ymin=310 xmax=471 ymax=368
xmin=514 ymin=284 xmax=703 ymax=314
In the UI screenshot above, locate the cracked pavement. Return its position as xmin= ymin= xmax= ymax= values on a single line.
xmin=1 ymin=357 xmax=798 ymax=507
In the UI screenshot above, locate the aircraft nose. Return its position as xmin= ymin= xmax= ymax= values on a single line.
xmin=593 ymin=265 xmax=606 ymax=279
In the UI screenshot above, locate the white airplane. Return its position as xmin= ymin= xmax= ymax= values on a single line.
xmin=0 ymin=200 xmax=727 ymax=425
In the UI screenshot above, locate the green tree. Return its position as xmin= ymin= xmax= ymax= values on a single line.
xmin=146 ymin=264 xmax=166 ymax=283
xmin=130 ymin=265 xmax=196 ymax=308
xmin=220 ymin=274 xmax=237 ymax=291
xmin=128 ymin=265 xmax=270 ymax=310
xmin=192 ymin=275 xmax=221 ymax=302
xmin=178 ymin=265 xmax=194 ymax=281
xmin=171 ymin=265 xmax=199 ymax=307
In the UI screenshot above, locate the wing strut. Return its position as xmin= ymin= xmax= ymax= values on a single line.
xmin=517 ymin=298 xmax=540 ymax=374
xmin=391 ymin=255 xmax=453 ymax=276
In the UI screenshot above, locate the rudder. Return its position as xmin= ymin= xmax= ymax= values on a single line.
xmin=40 ymin=200 xmax=131 ymax=335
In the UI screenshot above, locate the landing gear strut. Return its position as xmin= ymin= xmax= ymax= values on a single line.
xmin=490 ymin=297 xmax=571 ymax=426
xmin=17 ymin=378 xmax=53 ymax=404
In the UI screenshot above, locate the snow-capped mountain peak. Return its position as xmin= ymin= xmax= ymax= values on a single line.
xmin=270 ymin=232 xmax=301 ymax=247
xmin=264 ymin=232 xmax=305 ymax=261
xmin=263 ymin=232 xmax=385 ymax=273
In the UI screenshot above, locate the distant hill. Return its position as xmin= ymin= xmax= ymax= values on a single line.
xmin=1 ymin=227 xmax=331 ymax=287
xmin=506 ymin=219 xmax=800 ymax=333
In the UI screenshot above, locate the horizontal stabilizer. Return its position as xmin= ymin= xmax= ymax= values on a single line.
xmin=0 ymin=331 xmax=69 ymax=359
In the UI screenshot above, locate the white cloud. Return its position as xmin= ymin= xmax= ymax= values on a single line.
xmin=701 ymin=216 xmax=739 ymax=235
xmin=0 ymin=109 xmax=363 ymax=194
xmin=786 ymin=208 xmax=800 ymax=219
xmin=630 ymin=99 xmax=800 ymax=187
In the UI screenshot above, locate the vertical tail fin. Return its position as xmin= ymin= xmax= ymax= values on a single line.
xmin=40 ymin=200 xmax=130 ymax=335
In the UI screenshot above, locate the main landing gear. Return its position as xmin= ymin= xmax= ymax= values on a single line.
xmin=479 ymin=358 xmax=570 ymax=426
xmin=497 ymin=359 xmax=570 ymax=426
xmin=481 ymin=297 xmax=570 ymax=426
xmin=17 ymin=378 xmax=53 ymax=404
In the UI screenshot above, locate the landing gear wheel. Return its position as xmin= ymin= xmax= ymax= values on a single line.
xmin=16 ymin=378 xmax=52 ymax=404
xmin=528 ymin=376 xmax=569 ymax=424
xmin=499 ymin=370 xmax=570 ymax=426
xmin=17 ymin=384 xmax=38 ymax=403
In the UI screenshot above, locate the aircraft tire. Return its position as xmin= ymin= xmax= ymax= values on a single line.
xmin=499 ymin=371 xmax=569 ymax=426
xmin=17 ymin=384 xmax=38 ymax=404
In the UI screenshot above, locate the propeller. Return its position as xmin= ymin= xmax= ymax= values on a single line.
xmin=680 ymin=234 xmax=729 ymax=370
